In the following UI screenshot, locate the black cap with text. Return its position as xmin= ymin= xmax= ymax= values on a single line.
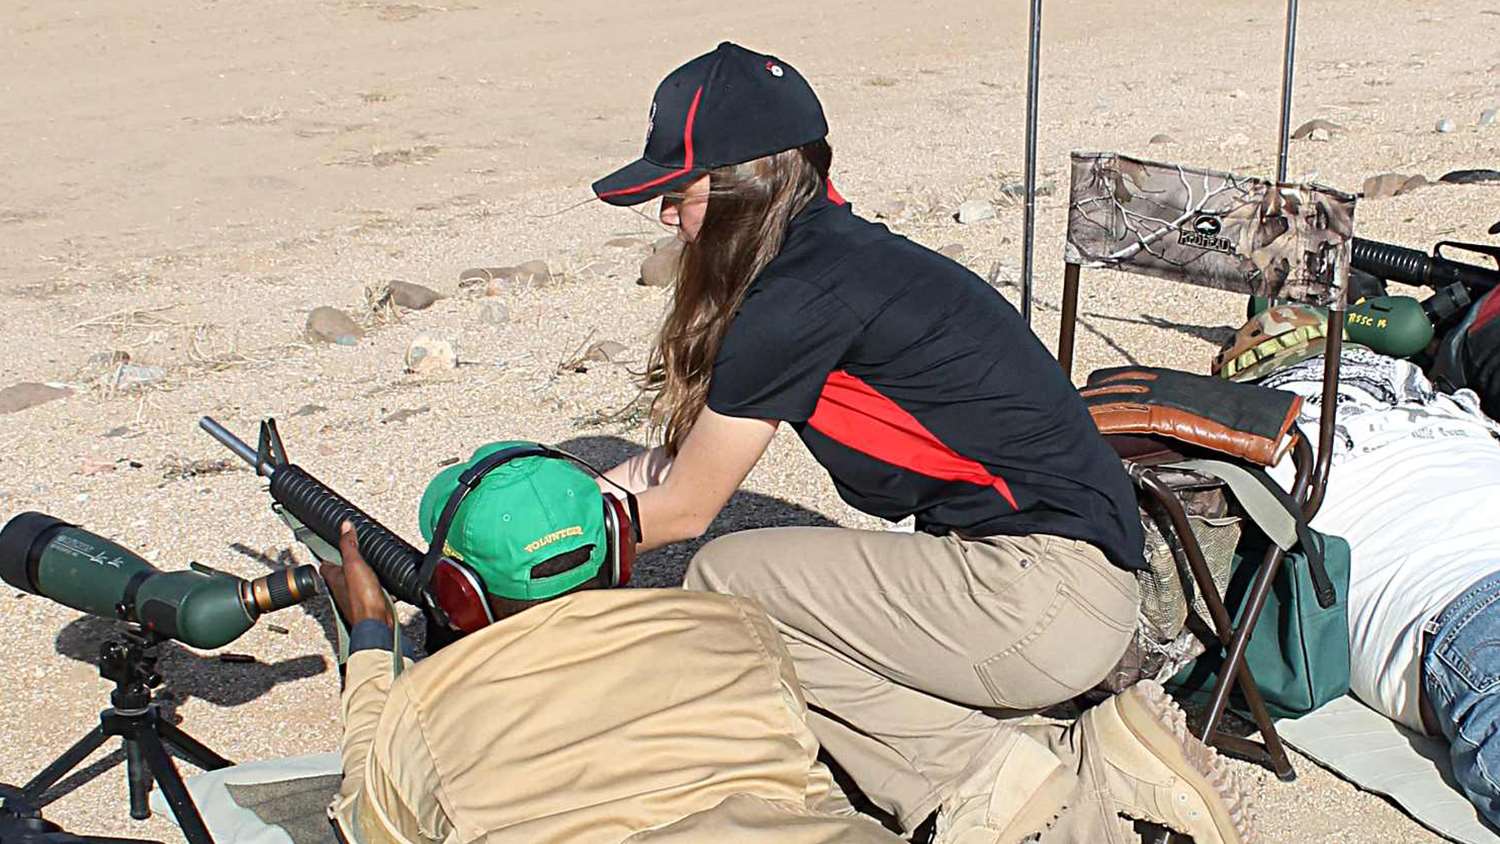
xmin=592 ymin=42 xmax=827 ymax=207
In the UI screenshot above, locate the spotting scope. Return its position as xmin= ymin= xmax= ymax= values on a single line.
xmin=0 ymin=512 xmax=319 ymax=649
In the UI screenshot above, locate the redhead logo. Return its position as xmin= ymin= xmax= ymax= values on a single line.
xmin=1180 ymin=213 xmax=1233 ymax=254
xmin=644 ymin=100 xmax=657 ymax=146
xmin=765 ymin=60 xmax=784 ymax=78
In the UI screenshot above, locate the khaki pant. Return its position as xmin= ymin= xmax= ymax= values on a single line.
xmin=685 ymin=527 xmax=1139 ymax=835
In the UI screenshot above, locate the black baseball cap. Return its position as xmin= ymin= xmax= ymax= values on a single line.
xmin=592 ymin=42 xmax=827 ymax=207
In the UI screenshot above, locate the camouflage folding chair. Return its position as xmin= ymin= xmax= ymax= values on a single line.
xmin=1058 ymin=151 xmax=1356 ymax=780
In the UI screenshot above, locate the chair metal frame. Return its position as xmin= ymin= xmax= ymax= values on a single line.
xmin=1055 ymin=162 xmax=1349 ymax=781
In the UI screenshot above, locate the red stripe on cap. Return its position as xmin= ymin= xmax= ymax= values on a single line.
xmin=597 ymin=86 xmax=704 ymax=200
xmin=808 ymin=370 xmax=1018 ymax=509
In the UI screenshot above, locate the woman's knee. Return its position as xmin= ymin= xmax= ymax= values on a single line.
xmin=684 ymin=529 xmax=770 ymax=593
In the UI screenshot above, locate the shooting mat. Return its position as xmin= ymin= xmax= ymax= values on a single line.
xmin=149 ymin=752 xmax=341 ymax=844
xmin=1277 ymin=695 xmax=1500 ymax=844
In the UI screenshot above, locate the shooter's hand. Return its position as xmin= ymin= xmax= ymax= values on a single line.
xmin=321 ymin=521 xmax=394 ymax=627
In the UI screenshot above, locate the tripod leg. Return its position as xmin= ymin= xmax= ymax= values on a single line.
xmin=21 ymin=725 xmax=110 ymax=801
xmin=125 ymin=738 xmax=152 ymax=821
xmin=135 ymin=730 xmax=214 ymax=844
xmin=155 ymin=717 xmax=232 ymax=771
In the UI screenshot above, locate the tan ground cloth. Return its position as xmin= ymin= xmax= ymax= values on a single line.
xmin=329 ymin=588 xmax=902 ymax=843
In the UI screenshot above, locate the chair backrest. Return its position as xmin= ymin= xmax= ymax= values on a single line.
xmin=1057 ymin=151 xmax=1358 ymax=517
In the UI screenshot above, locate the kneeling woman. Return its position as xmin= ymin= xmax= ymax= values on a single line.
xmin=595 ymin=43 xmax=1252 ymax=844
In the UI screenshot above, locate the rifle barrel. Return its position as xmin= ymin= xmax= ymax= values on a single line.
xmin=198 ymin=417 xmax=269 ymax=476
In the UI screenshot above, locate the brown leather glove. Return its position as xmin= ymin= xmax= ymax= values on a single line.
xmin=1080 ymin=367 xmax=1303 ymax=466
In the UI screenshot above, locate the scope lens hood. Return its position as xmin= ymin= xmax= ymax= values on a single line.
xmin=0 ymin=511 xmax=72 ymax=594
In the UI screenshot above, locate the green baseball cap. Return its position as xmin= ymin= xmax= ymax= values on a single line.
xmin=418 ymin=441 xmax=608 ymax=601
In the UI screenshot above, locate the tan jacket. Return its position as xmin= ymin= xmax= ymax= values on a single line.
xmin=329 ymin=589 xmax=900 ymax=843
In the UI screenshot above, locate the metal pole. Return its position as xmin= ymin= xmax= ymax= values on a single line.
xmin=1276 ymin=0 xmax=1299 ymax=183
xmin=1020 ymin=0 xmax=1042 ymax=324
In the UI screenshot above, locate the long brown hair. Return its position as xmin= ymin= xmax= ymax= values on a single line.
xmin=645 ymin=140 xmax=832 ymax=453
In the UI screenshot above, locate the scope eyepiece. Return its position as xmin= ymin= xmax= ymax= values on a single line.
xmin=239 ymin=566 xmax=322 ymax=616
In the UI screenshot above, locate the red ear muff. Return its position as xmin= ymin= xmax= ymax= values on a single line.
xmin=430 ymin=558 xmax=496 ymax=635
xmin=602 ymin=494 xmax=634 ymax=587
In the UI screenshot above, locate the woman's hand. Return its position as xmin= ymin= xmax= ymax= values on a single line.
xmin=320 ymin=521 xmax=394 ymax=627
xmin=631 ymin=407 xmax=777 ymax=553
xmin=601 ymin=445 xmax=676 ymax=495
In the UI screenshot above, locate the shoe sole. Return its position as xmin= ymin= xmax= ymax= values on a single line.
xmin=1116 ymin=681 xmax=1255 ymax=844
xmin=995 ymin=764 xmax=1073 ymax=844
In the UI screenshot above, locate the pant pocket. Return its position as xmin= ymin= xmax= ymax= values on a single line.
xmin=975 ymin=576 xmax=1135 ymax=710
xmin=1435 ymin=589 xmax=1500 ymax=694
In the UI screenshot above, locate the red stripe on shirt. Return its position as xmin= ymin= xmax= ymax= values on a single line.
xmin=1473 ymin=290 xmax=1500 ymax=333
xmin=826 ymin=178 xmax=846 ymax=206
xmin=807 ymin=370 xmax=1018 ymax=509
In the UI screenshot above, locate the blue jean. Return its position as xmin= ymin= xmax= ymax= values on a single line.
xmin=1423 ymin=569 xmax=1500 ymax=827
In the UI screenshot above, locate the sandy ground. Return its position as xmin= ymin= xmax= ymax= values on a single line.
xmin=2 ymin=0 xmax=1498 ymax=841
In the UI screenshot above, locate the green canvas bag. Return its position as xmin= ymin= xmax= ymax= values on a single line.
xmin=1171 ymin=529 xmax=1351 ymax=719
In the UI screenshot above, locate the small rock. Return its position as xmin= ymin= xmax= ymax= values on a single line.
xmin=388 ymin=280 xmax=443 ymax=310
xmin=955 ymin=199 xmax=996 ymax=224
xmin=584 ymin=340 xmax=629 ymax=363
xmin=111 ymin=364 xmax=166 ymax=391
xmin=459 ymin=267 xmax=511 ymax=288
xmin=514 ymin=260 xmax=552 ymax=284
xmin=1308 ymin=127 xmax=1332 ymax=142
xmin=1436 ymin=118 xmax=1457 ymax=134
xmin=0 ymin=382 xmax=71 ymax=415
xmin=1148 ymin=133 xmax=1176 ymax=145
xmin=290 ymin=403 xmax=326 ymax=417
xmin=652 ymin=235 xmax=680 ymax=253
xmin=937 ymin=244 xmax=965 ymax=259
xmin=605 ymin=237 xmax=647 ymax=249
xmin=305 ymin=307 xmax=364 ymax=345
xmin=1400 ymin=174 xmax=1430 ymax=194
xmin=381 ymin=406 xmax=431 ymax=424
xmin=1479 ymin=108 xmax=1499 ymax=128
xmin=103 ymin=425 xmax=130 ymax=438
xmin=478 ymin=302 xmax=510 ymax=325
xmin=1440 ymin=169 xmax=1500 ymax=184
xmin=1291 ymin=118 xmax=1345 ymax=140
xmin=1227 ymin=89 xmax=1248 ymax=100
xmin=404 ymin=336 xmax=457 ymax=374
xmin=640 ymin=240 xmax=683 ymax=287
xmin=870 ymin=199 xmax=912 ymax=222
xmin=82 ymin=350 xmax=131 ymax=375
xmin=1363 ymin=172 xmax=1415 ymax=199
xmin=78 ymin=459 xmax=115 ymax=477
xmin=999 ymin=181 xmax=1055 ymax=199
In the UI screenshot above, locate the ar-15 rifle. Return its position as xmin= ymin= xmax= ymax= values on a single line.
xmin=1255 ymin=237 xmax=1500 ymax=361
xmin=1351 ymin=237 xmax=1500 ymax=334
xmin=198 ymin=417 xmax=429 ymax=607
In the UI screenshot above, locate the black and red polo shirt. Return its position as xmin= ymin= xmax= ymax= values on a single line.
xmin=707 ymin=190 xmax=1146 ymax=572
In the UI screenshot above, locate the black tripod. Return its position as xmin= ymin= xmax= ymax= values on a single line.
xmin=1 ymin=633 xmax=231 ymax=844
